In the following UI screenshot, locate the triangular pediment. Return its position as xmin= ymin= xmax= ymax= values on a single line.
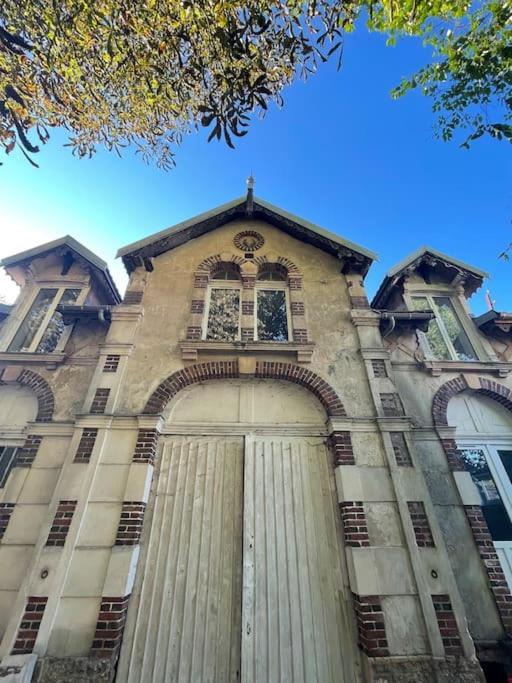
xmin=117 ymin=195 xmax=376 ymax=277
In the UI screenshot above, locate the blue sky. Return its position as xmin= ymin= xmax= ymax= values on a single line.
xmin=0 ymin=24 xmax=510 ymax=313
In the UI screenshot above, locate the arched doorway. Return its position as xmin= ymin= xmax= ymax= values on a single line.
xmin=118 ymin=379 xmax=357 ymax=682
xmin=448 ymin=391 xmax=512 ymax=589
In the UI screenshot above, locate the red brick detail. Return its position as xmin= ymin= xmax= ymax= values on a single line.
xmin=390 ymin=432 xmax=412 ymax=466
xmin=103 ymin=355 xmax=120 ymax=373
xmin=252 ymin=255 xmax=300 ymax=274
xmin=431 ymin=594 xmax=463 ymax=656
xmin=350 ymin=296 xmax=370 ymax=309
xmin=352 ymin=594 xmax=389 ymax=656
xmin=123 ymin=290 xmax=143 ymax=305
xmin=190 ymin=299 xmax=204 ymax=314
xmin=144 ymin=361 xmax=346 ymax=418
xmin=371 ymin=360 xmax=387 ymax=378
xmin=241 ymin=327 xmax=254 ymax=341
xmin=11 ymin=596 xmax=48 ymax=654
xmin=242 ymin=276 xmax=255 ymax=289
xmin=46 ymin=500 xmax=77 ymax=546
xmin=290 ymin=301 xmax=305 ymax=316
xmin=288 ymin=276 xmax=302 ymax=290
xmin=329 ymin=432 xmax=355 ymax=466
xmin=16 ymin=435 xmax=42 ymax=467
xmin=91 ymin=595 xmax=130 ymax=657
xmin=380 ymin=393 xmax=404 ymax=417
xmin=133 ymin=429 xmax=158 ymax=464
xmin=340 ymin=502 xmax=370 ymax=547
xmin=144 ymin=361 xmax=239 ymax=415
xmin=242 ymin=301 xmax=254 ymax=315
xmin=0 ymin=503 xmax=15 ymax=540
xmin=74 ymin=428 xmax=98 ymax=463
xmin=292 ymin=328 xmax=308 ymax=343
xmin=186 ymin=326 xmax=202 ymax=340
xmin=90 ymin=388 xmax=110 ymax=414
xmin=0 ymin=370 xmax=54 ymax=422
xmin=197 ymin=254 xmax=245 ymax=272
xmin=255 ymin=362 xmax=346 ymax=417
xmin=432 ymin=376 xmax=512 ymax=428
xmin=440 ymin=438 xmax=465 ymax=472
xmin=407 ymin=501 xmax=435 ymax=547
xmin=465 ymin=505 xmax=512 ymax=633
xmin=193 ymin=273 xmax=209 ymax=288
xmin=115 ymin=502 xmax=146 ymax=546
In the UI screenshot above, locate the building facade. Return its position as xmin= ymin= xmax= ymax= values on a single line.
xmin=0 ymin=191 xmax=511 ymax=682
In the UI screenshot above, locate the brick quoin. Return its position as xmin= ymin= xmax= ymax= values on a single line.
xmin=328 ymin=432 xmax=355 ymax=466
xmin=11 ymin=597 xmax=48 ymax=654
xmin=186 ymin=326 xmax=202 ymax=340
xmin=350 ymin=296 xmax=370 ymax=309
xmin=193 ymin=274 xmax=208 ymax=288
xmin=91 ymin=595 xmax=130 ymax=658
xmin=74 ymin=428 xmax=98 ymax=463
xmin=380 ymin=393 xmax=404 ymax=417
xmin=0 ymin=369 xmax=54 ymax=422
xmin=103 ymin=355 xmax=120 ymax=373
xmin=190 ymin=299 xmax=204 ymax=314
xmin=371 ymin=360 xmax=387 ymax=378
xmin=133 ymin=429 xmax=159 ymax=465
xmin=123 ymin=290 xmax=143 ymax=305
xmin=46 ymin=500 xmax=77 ymax=546
xmin=292 ymin=328 xmax=308 ymax=343
xmin=431 ymin=594 xmax=463 ymax=656
xmin=465 ymin=506 xmax=512 ymax=633
xmin=143 ymin=361 xmax=347 ymax=418
xmin=115 ymin=502 xmax=146 ymax=546
xmin=390 ymin=432 xmax=412 ymax=467
xmin=16 ymin=435 xmax=42 ymax=467
xmin=290 ymin=301 xmax=305 ymax=316
xmin=440 ymin=438 xmax=465 ymax=472
xmin=352 ymin=594 xmax=389 ymax=657
xmin=90 ymin=388 xmax=110 ymax=414
xmin=340 ymin=502 xmax=370 ymax=547
xmin=241 ymin=328 xmax=254 ymax=342
xmin=288 ymin=276 xmax=302 ymax=290
xmin=0 ymin=503 xmax=15 ymax=540
xmin=407 ymin=501 xmax=435 ymax=547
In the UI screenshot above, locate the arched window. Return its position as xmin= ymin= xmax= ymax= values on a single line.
xmin=255 ymin=264 xmax=291 ymax=341
xmin=204 ymin=263 xmax=242 ymax=341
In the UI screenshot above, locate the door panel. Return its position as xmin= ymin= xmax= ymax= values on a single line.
xmin=242 ymin=437 xmax=346 ymax=683
xmin=118 ymin=437 xmax=244 ymax=683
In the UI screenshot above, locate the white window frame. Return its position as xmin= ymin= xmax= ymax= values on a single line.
xmin=202 ymin=279 xmax=242 ymax=341
xmin=3 ymin=282 xmax=88 ymax=353
xmin=405 ymin=287 xmax=484 ymax=361
xmin=254 ymin=280 xmax=292 ymax=342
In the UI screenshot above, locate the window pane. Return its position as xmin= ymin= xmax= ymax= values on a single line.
xmin=257 ymin=290 xmax=288 ymax=341
xmin=498 ymin=451 xmax=512 ymax=485
xmin=411 ymin=297 xmax=451 ymax=360
xmin=433 ymin=297 xmax=477 ymax=361
xmin=0 ymin=446 xmax=18 ymax=487
xmin=211 ymin=264 xmax=240 ymax=280
xmin=459 ymin=448 xmax=512 ymax=541
xmin=8 ymin=288 xmax=58 ymax=352
xmin=36 ymin=288 xmax=81 ymax=353
xmin=206 ymin=289 xmax=240 ymax=340
xmin=257 ymin=264 xmax=287 ymax=281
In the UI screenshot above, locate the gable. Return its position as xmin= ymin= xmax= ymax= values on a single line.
xmin=117 ymin=195 xmax=376 ymax=278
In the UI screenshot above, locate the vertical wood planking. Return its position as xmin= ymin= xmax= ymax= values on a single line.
xmin=121 ymin=437 xmax=243 ymax=683
xmin=242 ymin=437 xmax=347 ymax=683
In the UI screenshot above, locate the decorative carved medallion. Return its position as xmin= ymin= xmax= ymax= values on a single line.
xmin=234 ymin=230 xmax=264 ymax=252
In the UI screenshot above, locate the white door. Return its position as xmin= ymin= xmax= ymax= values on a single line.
xmin=242 ymin=436 xmax=348 ymax=683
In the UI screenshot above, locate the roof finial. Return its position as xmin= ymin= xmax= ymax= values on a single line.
xmin=246 ymin=173 xmax=254 ymax=215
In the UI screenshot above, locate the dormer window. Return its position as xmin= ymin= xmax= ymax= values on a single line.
xmin=411 ymin=295 xmax=477 ymax=361
xmin=204 ymin=264 xmax=241 ymax=341
xmin=255 ymin=264 xmax=290 ymax=341
xmin=8 ymin=287 xmax=81 ymax=353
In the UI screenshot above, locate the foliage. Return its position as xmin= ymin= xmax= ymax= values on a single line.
xmin=0 ymin=0 xmax=356 ymax=168
xmin=390 ymin=1 xmax=512 ymax=148
xmin=0 ymin=1 xmax=510 ymax=167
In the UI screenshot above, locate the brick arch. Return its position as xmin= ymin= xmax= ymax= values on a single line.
xmin=196 ymin=254 xmax=246 ymax=273
xmin=0 ymin=369 xmax=55 ymax=422
xmin=432 ymin=375 xmax=512 ymax=427
xmin=143 ymin=360 xmax=346 ymax=417
xmin=253 ymin=254 xmax=300 ymax=274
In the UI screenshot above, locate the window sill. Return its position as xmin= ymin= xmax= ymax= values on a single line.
xmin=0 ymin=351 xmax=66 ymax=370
xmin=422 ymin=359 xmax=512 ymax=378
xmin=179 ymin=340 xmax=314 ymax=364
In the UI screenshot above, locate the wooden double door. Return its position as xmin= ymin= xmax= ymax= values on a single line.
xmin=117 ymin=434 xmax=354 ymax=682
